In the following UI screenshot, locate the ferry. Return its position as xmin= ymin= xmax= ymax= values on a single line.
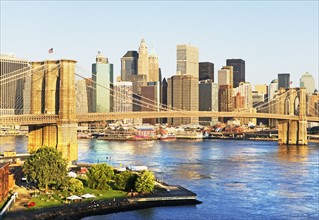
xmin=160 ymin=133 xmax=177 ymax=141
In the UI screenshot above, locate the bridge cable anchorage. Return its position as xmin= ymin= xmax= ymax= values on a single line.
xmin=75 ymin=64 xmax=184 ymax=112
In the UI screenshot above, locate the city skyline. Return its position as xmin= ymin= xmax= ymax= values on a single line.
xmin=1 ymin=1 xmax=318 ymax=89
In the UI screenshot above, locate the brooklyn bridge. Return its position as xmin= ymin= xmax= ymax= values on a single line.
xmin=1 ymin=59 xmax=318 ymax=162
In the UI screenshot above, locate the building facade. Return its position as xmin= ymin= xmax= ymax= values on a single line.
xmin=226 ymin=59 xmax=245 ymax=88
xmin=218 ymin=66 xmax=233 ymax=120
xmin=199 ymin=62 xmax=214 ymax=81
xmin=141 ymin=82 xmax=160 ymax=124
xmin=238 ymin=82 xmax=253 ymax=109
xmin=121 ymin=50 xmax=138 ymax=81
xmin=0 ymin=163 xmax=9 ymax=203
xmin=233 ymin=92 xmax=245 ymax=109
xmin=92 ymin=52 xmax=114 ymax=113
xmin=278 ymin=73 xmax=290 ymax=89
xmin=176 ymin=45 xmax=199 ymax=78
xmin=0 ymin=54 xmax=31 ymax=115
xmin=148 ymin=47 xmax=159 ymax=82
xmin=167 ymin=74 xmax=199 ymax=125
xmin=138 ymin=39 xmax=149 ymax=79
xmin=300 ymin=72 xmax=315 ymax=94
xmin=269 ymin=79 xmax=278 ymax=101
xmin=75 ymin=79 xmax=88 ymax=113
xmin=199 ymin=80 xmax=218 ymax=125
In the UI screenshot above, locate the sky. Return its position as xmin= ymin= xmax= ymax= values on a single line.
xmin=1 ymin=0 xmax=318 ymax=89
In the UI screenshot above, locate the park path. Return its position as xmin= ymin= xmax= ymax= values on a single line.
xmin=4 ymin=184 xmax=33 ymax=220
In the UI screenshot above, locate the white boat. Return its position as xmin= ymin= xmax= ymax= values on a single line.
xmin=160 ymin=133 xmax=177 ymax=141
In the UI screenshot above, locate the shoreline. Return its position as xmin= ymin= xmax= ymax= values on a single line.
xmin=7 ymin=198 xmax=201 ymax=220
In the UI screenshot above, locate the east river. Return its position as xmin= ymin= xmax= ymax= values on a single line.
xmin=1 ymin=136 xmax=318 ymax=219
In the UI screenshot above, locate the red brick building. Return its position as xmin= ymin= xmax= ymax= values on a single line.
xmin=0 ymin=163 xmax=10 ymax=203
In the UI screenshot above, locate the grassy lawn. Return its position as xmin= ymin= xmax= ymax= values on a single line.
xmin=27 ymin=187 xmax=127 ymax=210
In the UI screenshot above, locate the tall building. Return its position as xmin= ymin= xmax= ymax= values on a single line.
xmin=85 ymin=78 xmax=95 ymax=113
xmin=138 ymin=38 xmax=149 ymax=79
xmin=218 ymin=66 xmax=233 ymax=86
xmin=0 ymin=54 xmax=31 ymax=115
xmin=121 ymin=50 xmax=138 ymax=81
xmin=255 ymin=84 xmax=268 ymax=95
xmin=199 ymin=80 xmax=218 ymax=125
xmin=218 ymin=66 xmax=233 ymax=118
xmin=148 ymin=47 xmax=159 ymax=82
xmin=199 ymin=62 xmax=214 ymax=81
xmin=160 ymin=78 xmax=168 ymax=124
xmin=269 ymin=79 xmax=278 ymax=101
xmin=141 ymin=82 xmax=160 ymax=124
xmin=75 ymin=79 xmax=88 ymax=113
xmin=113 ymin=81 xmax=133 ymax=112
xmin=92 ymin=52 xmax=113 ymax=113
xmin=113 ymin=81 xmax=133 ymax=124
xmin=307 ymin=90 xmax=319 ymax=117
xmin=226 ymin=59 xmax=245 ymax=88
xmin=278 ymin=73 xmax=290 ymax=89
xmin=300 ymin=72 xmax=315 ymax=94
xmin=233 ymin=92 xmax=245 ymax=109
xmin=176 ymin=44 xmax=199 ymax=77
xmin=238 ymin=82 xmax=253 ymax=109
xmin=167 ymin=74 xmax=199 ymax=125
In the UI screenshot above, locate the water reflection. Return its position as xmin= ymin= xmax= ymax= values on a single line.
xmin=277 ymin=145 xmax=309 ymax=162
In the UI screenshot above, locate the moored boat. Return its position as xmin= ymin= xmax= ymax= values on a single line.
xmin=160 ymin=133 xmax=177 ymax=141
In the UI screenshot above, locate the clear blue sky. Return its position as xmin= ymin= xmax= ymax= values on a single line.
xmin=1 ymin=1 xmax=318 ymax=89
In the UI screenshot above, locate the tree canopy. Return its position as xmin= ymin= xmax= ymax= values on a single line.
xmin=135 ymin=170 xmax=155 ymax=193
xmin=69 ymin=178 xmax=84 ymax=193
xmin=86 ymin=163 xmax=114 ymax=190
xmin=114 ymin=171 xmax=137 ymax=191
xmin=23 ymin=146 xmax=68 ymax=192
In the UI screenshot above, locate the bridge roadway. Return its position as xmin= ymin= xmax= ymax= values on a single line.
xmin=1 ymin=111 xmax=318 ymax=126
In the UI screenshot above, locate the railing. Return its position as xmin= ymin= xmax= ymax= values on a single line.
xmin=0 ymin=112 xmax=318 ymax=126
xmin=0 ymin=192 xmax=18 ymax=220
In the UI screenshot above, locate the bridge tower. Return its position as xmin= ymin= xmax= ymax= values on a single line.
xmin=278 ymin=88 xmax=307 ymax=145
xmin=28 ymin=60 xmax=78 ymax=162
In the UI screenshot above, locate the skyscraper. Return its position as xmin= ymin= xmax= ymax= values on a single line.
xmin=0 ymin=54 xmax=31 ymax=115
xmin=167 ymin=74 xmax=199 ymax=125
xmin=141 ymin=82 xmax=160 ymax=124
xmin=199 ymin=80 xmax=218 ymax=125
xmin=176 ymin=44 xmax=199 ymax=77
xmin=138 ymin=38 xmax=149 ymax=79
xmin=75 ymin=79 xmax=88 ymax=113
xmin=199 ymin=62 xmax=214 ymax=81
xmin=218 ymin=66 xmax=233 ymax=115
xmin=278 ymin=73 xmax=290 ymax=89
xmin=238 ymin=82 xmax=253 ymax=109
xmin=226 ymin=59 xmax=245 ymax=88
xmin=92 ymin=52 xmax=113 ymax=113
xmin=148 ymin=47 xmax=159 ymax=82
xmin=300 ymin=72 xmax=315 ymax=94
xmin=121 ymin=50 xmax=138 ymax=81
xmin=269 ymin=79 xmax=278 ymax=101
xmin=113 ymin=81 xmax=133 ymax=123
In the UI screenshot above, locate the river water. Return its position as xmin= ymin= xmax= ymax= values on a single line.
xmin=1 ymin=136 xmax=318 ymax=219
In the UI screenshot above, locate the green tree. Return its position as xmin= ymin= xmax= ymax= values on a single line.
xmin=69 ymin=178 xmax=84 ymax=193
xmin=114 ymin=171 xmax=137 ymax=191
xmin=23 ymin=146 xmax=68 ymax=193
xmin=135 ymin=170 xmax=155 ymax=193
xmin=86 ymin=163 xmax=114 ymax=190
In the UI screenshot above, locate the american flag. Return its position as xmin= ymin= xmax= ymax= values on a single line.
xmin=48 ymin=48 xmax=53 ymax=53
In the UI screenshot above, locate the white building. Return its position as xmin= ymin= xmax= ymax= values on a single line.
xmin=238 ymin=82 xmax=253 ymax=109
xmin=269 ymin=79 xmax=278 ymax=101
xmin=300 ymin=72 xmax=315 ymax=94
